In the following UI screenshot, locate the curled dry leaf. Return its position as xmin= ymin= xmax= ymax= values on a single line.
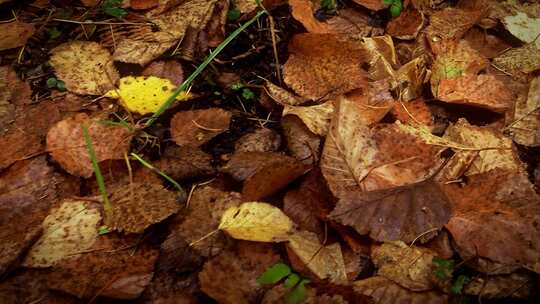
xmin=105 ymin=76 xmax=193 ymax=115
xmin=492 ymin=43 xmax=540 ymax=76
xmin=46 ymin=113 xmax=132 ymax=178
xmin=354 ymin=276 xmax=448 ymax=304
xmin=438 ymin=74 xmax=514 ymax=113
xmin=386 ymin=9 xmax=425 ymax=40
xmin=281 ymin=115 xmax=322 ymax=165
xmin=235 ymin=128 xmax=282 ymax=153
xmin=371 ymin=241 xmax=437 ymax=291
xmin=47 ymin=234 xmax=158 ymax=299
xmin=283 ymin=33 xmax=367 ymax=100
xmin=287 ymin=230 xmax=348 ymax=283
xmin=506 ymin=76 xmax=540 ymax=146
xmin=0 ymin=21 xmax=34 ymax=51
xmin=329 ymin=179 xmax=452 ymax=243
xmin=142 ymin=59 xmax=184 ymax=86
xmin=108 ymin=183 xmax=180 ymax=233
xmin=49 ymin=41 xmax=119 ymax=95
xmin=219 ymin=202 xmax=294 ymax=242
xmin=23 ymin=200 xmax=100 ymax=267
xmin=321 ymin=98 xmax=442 ymax=197
xmin=170 ymin=108 xmax=231 ymax=147
xmin=199 ymin=242 xmax=280 ymax=304
xmin=443 ymin=170 xmax=540 ymax=274
xmin=283 ymin=101 xmax=335 ymax=136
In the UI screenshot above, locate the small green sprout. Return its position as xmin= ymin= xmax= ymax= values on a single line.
xmin=432 ymin=257 xmax=455 ymax=280
xmin=48 ymin=27 xmax=62 ymax=39
xmin=241 ymin=88 xmax=256 ymax=100
xmin=228 ymin=8 xmax=241 ymax=21
xmin=383 ymin=0 xmax=403 ymax=18
xmin=98 ymin=225 xmax=110 ymax=235
xmin=451 ymin=275 xmax=470 ymax=295
xmin=321 ymin=0 xmax=337 ymax=12
xmin=258 ymin=262 xmax=310 ymax=304
xmin=101 ymin=0 xmax=128 ymax=18
xmin=257 ymin=262 xmax=291 ymax=284
xmin=47 ymin=77 xmax=66 ymax=91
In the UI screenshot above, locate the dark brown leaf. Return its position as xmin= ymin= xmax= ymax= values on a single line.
xmin=155 ymin=146 xmax=215 ymax=181
xmin=354 ymin=276 xmax=448 ymax=304
xmin=221 ymin=151 xmax=297 ymax=181
xmin=234 ymin=128 xmax=282 ymax=153
xmin=170 ymin=108 xmax=231 ymax=148
xmin=281 ymin=115 xmax=321 ymax=165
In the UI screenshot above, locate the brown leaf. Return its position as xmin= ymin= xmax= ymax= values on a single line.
xmin=506 ymin=76 xmax=540 ymax=146
xmin=463 ymin=27 xmax=511 ymax=59
xmin=141 ymin=59 xmax=184 ymax=86
xmin=0 ymin=129 xmax=42 ymax=170
xmin=242 ymin=160 xmax=310 ymax=201
xmin=49 ymin=41 xmax=119 ymax=95
xmin=351 ymin=0 xmax=384 ymax=10
xmin=443 ymin=170 xmax=540 ymax=274
xmin=0 ymin=21 xmax=34 ymax=51
xmin=425 ymin=7 xmax=486 ymax=42
xmin=139 ymin=270 xmax=200 ymax=304
xmin=386 ymin=9 xmax=425 ymax=40
xmin=47 ymin=234 xmax=158 ymax=299
xmin=155 ymin=146 xmax=215 ymax=181
xmin=235 ymin=128 xmax=282 ymax=153
xmin=109 ymin=183 xmax=180 ymax=233
xmin=0 ymin=66 xmax=31 ymax=107
xmin=283 ymin=33 xmax=368 ymax=100
xmin=46 ymin=113 xmax=133 ymax=178
xmin=438 ymin=74 xmax=514 ymax=113
xmin=130 ymin=0 xmax=159 ymax=10
xmin=221 ymin=151 xmax=297 ymax=181
xmin=282 ymin=101 xmax=335 ymax=136
xmin=391 ymin=98 xmax=435 ymax=129
xmin=329 ymin=179 xmax=452 ymax=243
xmin=372 ymin=241 xmax=437 ymax=291
xmin=287 ymin=230 xmax=348 ymax=283
xmin=170 ymin=108 xmax=231 ymax=147
xmin=0 ymin=157 xmax=69 ymax=276
xmin=264 ymin=81 xmax=307 ymax=106
xmin=281 ymin=115 xmax=321 ymax=165
xmin=464 ymin=272 xmax=534 ymax=299
xmin=354 ymin=276 xmax=448 ymax=304
xmin=492 ymin=43 xmax=540 ymax=76
xmin=199 ymin=241 xmax=280 ymax=304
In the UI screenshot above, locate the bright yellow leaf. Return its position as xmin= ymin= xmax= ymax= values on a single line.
xmin=105 ymin=76 xmax=193 ymax=115
xmin=219 ymin=202 xmax=294 ymax=242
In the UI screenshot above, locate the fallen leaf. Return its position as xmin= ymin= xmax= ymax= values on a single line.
xmin=330 ymin=179 xmax=451 ymax=243
xmin=221 ymin=151 xmax=297 ymax=181
xmin=264 ymin=81 xmax=308 ymax=106
xmin=46 ymin=113 xmax=133 ymax=178
xmin=283 ymin=33 xmax=368 ymax=100
xmin=425 ymin=6 xmax=485 ymax=42
xmin=49 ymin=41 xmax=119 ymax=95
xmin=0 ymin=129 xmax=42 ymax=170
xmin=351 ymin=0 xmax=384 ymax=11
xmin=281 ymin=115 xmax=322 ymax=165
xmin=282 ymin=101 xmax=335 ymax=136
xmin=108 ymin=183 xmax=180 ymax=233
xmin=105 ymin=76 xmax=193 ymax=115
xmin=354 ymin=276 xmax=448 ymax=304
xmin=219 ymin=202 xmax=294 ymax=242
xmin=386 ymin=9 xmax=425 ymax=40
xmin=141 ymin=59 xmax=184 ymax=86
xmin=371 ymin=241 xmax=437 ymax=291
xmin=506 ymin=76 xmax=540 ymax=146
xmin=170 ymin=108 xmax=232 ymax=147
xmin=464 ymin=272 xmax=534 ymax=299
xmin=492 ymin=43 xmax=540 ymax=76
xmin=235 ymin=128 xmax=282 ymax=153
xmin=287 ymin=230 xmax=348 ymax=283
xmin=130 ymin=0 xmax=159 ymax=10
xmin=199 ymin=241 xmax=280 ymax=304
xmin=23 ymin=200 xmax=100 ymax=267
xmin=155 ymin=146 xmax=215 ymax=180
xmin=0 ymin=157 xmax=69 ymax=276
xmin=391 ymin=98 xmax=435 ymax=129
xmin=443 ymin=170 xmax=540 ymax=274
xmin=463 ymin=27 xmax=512 ymax=59
xmin=139 ymin=270 xmax=200 ymax=304
xmin=502 ymin=11 xmax=540 ymax=48
xmin=47 ymin=234 xmax=158 ymax=299
xmin=0 ymin=21 xmax=34 ymax=51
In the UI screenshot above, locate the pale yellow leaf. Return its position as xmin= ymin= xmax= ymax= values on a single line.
xmin=283 ymin=101 xmax=335 ymax=136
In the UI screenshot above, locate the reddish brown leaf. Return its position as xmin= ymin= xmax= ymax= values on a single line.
xmin=199 ymin=241 xmax=280 ymax=304
xmin=0 ymin=66 xmax=31 ymax=106
xmin=283 ymin=33 xmax=368 ymax=100
xmin=46 ymin=113 xmax=133 ymax=178
xmin=329 ymin=179 xmax=452 ymax=243
xmin=221 ymin=151 xmax=297 ymax=181
xmin=130 ymin=0 xmax=159 ymax=10
xmin=463 ymin=27 xmax=511 ymax=59
xmin=155 ymin=146 xmax=215 ymax=181
xmin=354 ymin=276 xmax=448 ymax=304
xmin=170 ymin=108 xmax=231 ymax=148
xmin=234 ymin=128 xmax=282 ymax=153
xmin=391 ymin=98 xmax=435 ymax=129
xmin=0 ymin=21 xmax=34 ymax=51
xmin=351 ymin=0 xmax=384 ymax=10
xmin=142 ymin=59 xmax=184 ymax=86
xmin=386 ymin=9 xmax=425 ymax=40
xmin=281 ymin=115 xmax=322 ymax=165
xmin=0 ymin=129 xmax=42 ymax=170
xmin=425 ymin=6 xmax=486 ymax=42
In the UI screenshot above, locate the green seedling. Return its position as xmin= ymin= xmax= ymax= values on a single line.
xmin=48 ymin=27 xmax=62 ymax=39
xmin=47 ymin=77 xmax=66 ymax=91
xmin=98 ymin=225 xmax=110 ymax=235
xmin=231 ymin=82 xmax=256 ymax=101
xmin=257 ymin=263 xmax=292 ymax=284
xmin=383 ymin=0 xmax=403 ymax=18
xmin=101 ymin=0 xmax=128 ymax=18
xmin=258 ymin=262 xmax=310 ymax=304
xmin=432 ymin=257 xmax=472 ymax=296
xmin=451 ymin=275 xmax=470 ymax=295
xmin=228 ymin=8 xmax=241 ymax=21
xmin=321 ymin=0 xmax=337 ymax=12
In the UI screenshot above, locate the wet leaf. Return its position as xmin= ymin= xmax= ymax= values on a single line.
xmin=354 ymin=276 xmax=448 ymax=304
xmin=49 ymin=41 xmax=119 ymax=95
xmin=219 ymin=202 xmax=294 ymax=242
xmin=170 ymin=108 xmax=231 ymax=147
xmin=0 ymin=21 xmax=34 ymax=51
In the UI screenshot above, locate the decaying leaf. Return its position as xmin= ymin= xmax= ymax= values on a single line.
xmin=46 ymin=113 xmax=132 ymax=178
xmin=155 ymin=146 xmax=215 ymax=180
xmin=49 ymin=41 xmax=119 ymax=95
xmin=321 ymin=98 xmax=442 ymax=197
xmin=464 ymin=272 xmax=534 ymax=299
xmin=0 ymin=21 xmax=34 ymax=51
xmin=108 ymin=183 xmax=180 ymax=233
xmin=0 ymin=129 xmax=42 ymax=170
xmin=281 ymin=115 xmax=322 ymax=165
xmin=23 ymin=200 xmax=100 ymax=267
xmin=438 ymin=74 xmax=514 ymax=112
xmin=219 ymin=202 xmax=294 ymax=242
xmin=105 ymin=76 xmax=192 ymax=115
xmin=371 ymin=241 xmax=437 ymax=291
xmin=425 ymin=6 xmax=485 ymax=42
xmin=199 ymin=242 xmax=280 ymax=304
xmin=235 ymin=128 xmax=282 ymax=153
xmin=492 ymin=43 xmax=540 ymax=76
xmin=506 ymin=76 xmax=540 ymax=146
xmin=386 ymin=9 xmax=425 ymax=40
xmin=443 ymin=170 xmax=540 ymax=274
xmin=329 ymin=179 xmax=452 ymax=243
xmin=221 ymin=151 xmax=297 ymax=181
xmin=282 ymin=101 xmax=335 ymax=136
xmin=391 ymin=98 xmax=435 ymax=129
xmin=287 ymin=230 xmax=348 ymax=283
xmin=141 ymin=59 xmax=184 ymax=86
xmin=463 ymin=27 xmax=512 ymax=59
xmin=47 ymin=234 xmax=158 ymax=299
xmin=283 ymin=33 xmax=367 ymax=100
xmin=170 ymin=108 xmax=232 ymax=147
xmin=354 ymin=276 xmax=448 ymax=304
xmin=502 ymin=11 xmax=540 ymax=48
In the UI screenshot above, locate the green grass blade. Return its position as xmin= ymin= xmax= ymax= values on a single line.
xmin=145 ymin=9 xmax=267 ymax=127
xmin=82 ymin=125 xmax=113 ymax=220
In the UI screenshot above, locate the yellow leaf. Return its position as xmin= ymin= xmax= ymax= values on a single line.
xmin=219 ymin=202 xmax=294 ymax=242
xmin=105 ymin=76 xmax=193 ymax=115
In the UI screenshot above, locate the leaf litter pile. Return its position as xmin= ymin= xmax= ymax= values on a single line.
xmin=0 ymin=0 xmax=540 ymax=303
